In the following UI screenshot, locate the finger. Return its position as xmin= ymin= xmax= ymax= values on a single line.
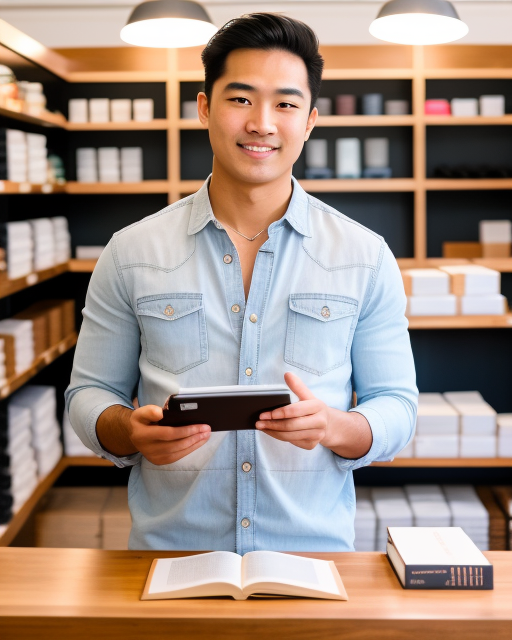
xmin=256 ymin=414 xmax=325 ymax=432
xmin=147 ymin=434 xmax=210 ymax=465
xmin=284 ymin=371 xmax=316 ymax=402
xmin=259 ymin=428 xmax=323 ymax=448
xmin=259 ymin=399 xmax=321 ymax=421
xmin=134 ymin=423 xmax=210 ymax=443
xmin=135 ymin=404 xmax=164 ymax=424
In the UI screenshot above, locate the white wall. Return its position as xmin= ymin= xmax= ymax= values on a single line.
xmin=0 ymin=1 xmax=511 ymax=48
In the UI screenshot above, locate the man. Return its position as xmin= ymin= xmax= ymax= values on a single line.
xmin=65 ymin=13 xmax=417 ymax=552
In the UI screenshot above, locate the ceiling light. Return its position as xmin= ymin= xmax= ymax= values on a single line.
xmin=370 ymin=0 xmax=469 ymax=45
xmin=120 ymin=0 xmax=218 ymax=48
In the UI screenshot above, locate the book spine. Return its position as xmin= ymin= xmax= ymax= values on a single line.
xmin=405 ymin=564 xmax=493 ymax=589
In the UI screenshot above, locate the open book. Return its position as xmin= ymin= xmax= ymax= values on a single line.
xmin=141 ymin=551 xmax=348 ymax=601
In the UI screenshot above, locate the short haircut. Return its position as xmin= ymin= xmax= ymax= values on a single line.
xmin=201 ymin=13 xmax=324 ymax=113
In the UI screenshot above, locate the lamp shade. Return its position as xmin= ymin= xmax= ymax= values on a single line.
xmin=120 ymin=0 xmax=218 ymax=48
xmin=370 ymin=0 xmax=468 ymax=45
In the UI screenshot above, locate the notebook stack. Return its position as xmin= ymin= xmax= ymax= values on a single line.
xmin=29 ymin=218 xmax=55 ymax=270
xmin=62 ymin=409 xmax=96 ymax=457
xmin=26 ymin=133 xmax=48 ymax=184
xmin=10 ymin=385 xmax=62 ymax=478
xmin=0 ymin=128 xmax=27 ymax=182
xmin=4 ymin=221 xmax=33 ymax=279
xmin=0 ymin=319 xmax=34 ymax=375
xmin=497 ymin=414 xmax=512 ymax=456
xmin=98 ymin=147 xmax=120 ymax=183
xmin=402 ymin=268 xmax=455 ymax=316
xmin=476 ymin=486 xmax=508 ymax=550
xmin=120 ymin=147 xmax=143 ymax=182
xmin=443 ymin=485 xmax=489 ymax=550
xmin=354 ymin=487 xmax=377 ymax=551
xmin=444 ymin=391 xmax=496 ymax=458
xmin=492 ymin=487 xmax=512 ymax=549
xmin=414 ymin=393 xmax=459 ymax=457
xmin=76 ymin=148 xmax=98 ymax=183
xmin=439 ymin=265 xmax=505 ymax=315
xmin=51 ymin=217 xmax=71 ymax=264
xmin=404 ymin=484 xmax=452 ymax=527
xmin=371 ymin=487 xmax=413 ymax=552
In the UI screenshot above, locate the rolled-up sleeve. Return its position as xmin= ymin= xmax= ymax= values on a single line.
xmin=335 ymin=242 xmax=418 ymax=471
xmin=64 ymin=238 xmax=142 ymax=467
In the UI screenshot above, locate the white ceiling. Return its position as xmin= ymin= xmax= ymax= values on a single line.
xmin=0 ymin=1 xmax=511 ymax=47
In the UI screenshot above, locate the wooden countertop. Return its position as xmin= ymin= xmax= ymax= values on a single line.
xmin=1 ymin=548 xmax=511 ymax=639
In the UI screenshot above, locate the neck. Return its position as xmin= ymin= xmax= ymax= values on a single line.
xmin=208 ymin=161 xmax=293 ymax=234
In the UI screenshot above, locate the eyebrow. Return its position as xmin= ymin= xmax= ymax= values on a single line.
xmin=223 ymin=82 xmax=305 ymax=100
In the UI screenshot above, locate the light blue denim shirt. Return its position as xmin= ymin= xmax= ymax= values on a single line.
xmin=65 ymin=176 xmax=417 ymax=553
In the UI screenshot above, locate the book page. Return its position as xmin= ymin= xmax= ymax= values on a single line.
xmin=147 ymin=552 xmax=242 ymax=595
xmin=241 ymin=551 xmax=340 ymax=595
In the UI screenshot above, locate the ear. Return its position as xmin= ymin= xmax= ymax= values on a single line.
xmin=304 ymin=106 xmax=318 ymax=142
xmin=197 ymin=92 xmax=209 ymax=128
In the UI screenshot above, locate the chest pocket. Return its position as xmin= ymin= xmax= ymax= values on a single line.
xmin=285 ymin=293 xmax=358 ymax=376
xmin=136 ymin=293 xmax=208 ymax=374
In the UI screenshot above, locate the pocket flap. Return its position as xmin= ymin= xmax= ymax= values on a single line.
xmin=289 ymin=294 xmax=357 ymax=322
xmin=137 ymin=293 xmax=203 ymax=321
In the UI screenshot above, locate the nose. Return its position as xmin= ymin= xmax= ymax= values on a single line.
xmin=246 ymin=104 xmax=277 ymax=137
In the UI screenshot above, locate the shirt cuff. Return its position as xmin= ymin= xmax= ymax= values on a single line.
xmin=86 ymin=401 xmax=142 ymax=468
xmin=333 ymin=406 xmax=389 ymax=471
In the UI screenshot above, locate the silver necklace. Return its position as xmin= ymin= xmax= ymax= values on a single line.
xmin=222 ymin=221 xmax=267 ymax=242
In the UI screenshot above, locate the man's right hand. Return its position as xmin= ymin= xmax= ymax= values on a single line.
xmin=96 ymin=404 xmax=211 ymax=465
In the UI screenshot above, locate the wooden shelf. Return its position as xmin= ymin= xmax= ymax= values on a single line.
xmin=397 ymin=258 xmax=471 ymax=269
xmin=0 ymin=106 xmax=66 ymax=128
xmin=0 ymin=333 xmax=78 ymax=400
xmin=426 ymin=179 xmax=512 ymax=190
xmin=316 ymin=115 xmax=414 ymax=127
xmin=425 ymin=115 xmax=512 ymax=126
xmin=68 ymin=259 xmax=98 ymax=272
xmin=373 ymin=458 xmax=512 ymax=467
xmin=300 ymin=178 xmax=416 ymax=192
xmin=0 ymin=262 xmax=69 ymax=300
xmin=66 ymin=119 xmax=169 ymax=131
xmin=65 ymin=180 xmax=170 ymax=194
xmin=424 ymin=68 xmax=512 ymax=79
xmin=0 ymin=181 xmax=66 ymax=194
xmin=472 ymin=258 xmax=512 ymax=272
xmin=408 ymin=314 xmax=512 ymax=329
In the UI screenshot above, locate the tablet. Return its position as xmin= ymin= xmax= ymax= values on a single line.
xmin=158 ymin=385 xmax=292 ymax=432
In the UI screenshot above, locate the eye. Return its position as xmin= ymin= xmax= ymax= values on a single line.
xmin=229 ymin=97 xmax=251 ymax=105
xmin=278 ymin=102 xmax=297 ymax=109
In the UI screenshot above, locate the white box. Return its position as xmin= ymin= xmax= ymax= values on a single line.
xmin=498 ymin=436 xmax=512 ymax=457
xmin=497 ymin=414 xmax=512 ymax=456
xmin=75 ymin=246 xmax=105 ymax=260
xmin=121 ymin=147 xmax=143 ymax=182
xmin=98 ymin=147 xmax=120 ymax=183
xmin=89 ymin=98 xmax=110 ymax=123
xmin=336 ymin=138 xmax=361 ymax=178
xmin=133 ymin=98 xmax=154 ymax=121
xmin=406 ymin=295 xmax=457 ymax=316
xmin=402 ymin=269 xmax=450 ymax=296
xmin=459 ymin=294 xmax=506 ymax=315
xmin=480 ymin=95 xmax=505 ymax=117
xmin=364 ymin=138 xmax=389 ymax=169
xmin=404 ymin=485 xmax=452 ymax=527
xmin=110 ymin=99 xmax=131 ymax=122
xmin=395 ymin=439 xmax=414 ymax=457
xmin=181 ymin=101 xmax=198 ymax=119
xmin=479 ymin=220 xmax=512 ymax=244
xmin=305 ymin=139 xmax=328 ymax=169
xmin=415 ymin=435 xmax=459 ymax=457
xmin=451 ymin=98 xmax=478 ymax=117
xmin=460 ymin=435 xmax=496 ymax=458
xmin=68 ymin=99 xmax=88 ymax=123
xmin=439 ymin=264 xmax=500 ymax=296
xmin=416 ymin=393 xmax=459 ymax=435
xmin=444 ymin=392 xmax=496 ymax=436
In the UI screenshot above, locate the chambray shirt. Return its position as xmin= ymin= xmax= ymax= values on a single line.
xmin=65 ymin=176 xmax=417 ymax=553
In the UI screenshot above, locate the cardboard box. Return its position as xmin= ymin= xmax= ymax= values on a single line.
xmin=442 ymin=242 xmax=482 ymax=259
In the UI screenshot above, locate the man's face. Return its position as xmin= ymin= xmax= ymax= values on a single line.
xmin=198 ymin=48 xmax=318 ymax=187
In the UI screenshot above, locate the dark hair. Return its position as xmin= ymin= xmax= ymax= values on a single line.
xmin=201 ymin=13 xmax=324 ymax=113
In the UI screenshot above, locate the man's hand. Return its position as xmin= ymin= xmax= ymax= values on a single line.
xmin=255 ymin=372 xmax=373 ymax=458
xmin=96 ymin=404 xmax=211 ymax=465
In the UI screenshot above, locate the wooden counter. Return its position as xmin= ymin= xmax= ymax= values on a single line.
xmin=1 ymin=548 xmax=511 ymax=639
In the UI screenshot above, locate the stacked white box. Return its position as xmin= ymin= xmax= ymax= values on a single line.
xmin=10 ymin=386 xmax=62 ymax=479
xmin=110 ymin=99 xmax=131 ymax=122
xmin=405 ymin=485 xmax=452 ymax=527
xmin=76 ymin=148 xmax=98 ymax=183
xmin=51 ymin=217 xmax=71 ymax=263
xmin=497 ymin=414 xmax=512 ymax=457
xmin=89 ymin=98 xmax=109 ymax=123
xmin=451 ymin=98 xmax=478 ymax=116
xmin=459 ymin=295 xmax=506 ymax=315
xmin=371 ymin=487 xmax=413 ymax=551
xmin=444 ymin=391 xmax=496 ymax=457
xmin=62 ymin=409 xmax=96 ymax=457
xmin=406 ymin=295 xmax=457 ymax=316
xmin=440 ymin=264 xmax=500 ymax=296
xmin=133 ymin=98 xmax=154 ymax=121
xmin=6 ymin=221 xmax=33 ymax=278
xmin=26 ymin=133 xmax=48 ymax=184
xmin=354 ymin=487 xmax=377 ymax=551
xmin=415 ymin=434 xmax=459 ymax=457
xmin=479 ymin=220 xmax=512 ymax=245
xmin=0 ymin=319 xmax=34 ymax=375
xmin=402 ymin=269 xmax=450 ymax=296
xmin=443 ymin=485 xmax=489 ymax=550
xmin=29 ymin=218 xmax=55 ymax=270
xmin=415 ymin=393 xmax=459 ymax=457
xmin=98 ymin=147 xmax=120 ymax=183
xmin=120 ymin=147 xmax=143 ymax=182
xmin=68 ymin=99 xmax=88 ymax=123
xmin=395 ymin=439 xmax=414 ymax=457
xmin=6 ymin=404 xmax=38 ymax=511
xmin=336 ymin=138 xmax=361 ymax=178
xmin=6 ymin=129 xmax=27 ymax=183
xmin=479 ymin=95 xmax=505 ymax=117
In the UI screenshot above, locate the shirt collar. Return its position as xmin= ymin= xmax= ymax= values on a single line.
xmin=187 ymin=175 xmax=311 ymax=238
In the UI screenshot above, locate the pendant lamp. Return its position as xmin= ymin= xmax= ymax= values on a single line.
xmin=370 ymin=0 xmax=468 ymax=45
xmin=120 ymin=0 xmax=217 ymax=48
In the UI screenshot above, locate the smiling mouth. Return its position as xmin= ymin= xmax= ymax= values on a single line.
xmin=238 ymin=144 xmax=278 ymax=153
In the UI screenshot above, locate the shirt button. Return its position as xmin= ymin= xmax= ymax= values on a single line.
xmin=223 ymin=254 xmax=233 ymax=264
xmin=231 ymin=304 xmax=241 ymax=313
xmin=321 ymin=306 xmax=330 ymax=318
xmin=242 ymin=462 xmax=252 ymax=473
xmin=241 ymin=518 xmax=251 ymax=528
xmin=249 ymin=313 xmax=257 ymax=323
xmin=245 ymin=367 xmax=253 ymax=377
xmin=164 ymin=305 xmax=175 ymax=316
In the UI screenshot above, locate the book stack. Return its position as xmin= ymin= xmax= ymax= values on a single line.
xmin=443 ymin=484 xmax=489 ymax=550
xmin=439 ymin=265 xmax=505 ymax=315
xmin=76 ymin=148 xmax=98 ymax=183
xmin=10 ymin=385 xmax=62 ymax=478
xmin=371 ymin=487 xmax=413 ymax=552
xmin=133 ymin=98 xmax=154 ymax=121
xmin=98 ymin=147 xmax=120 ymax=183
xmin=405 ymin=485 xmax=452 ymax=527
xmin=0 ymin=129 xmax=27 ymax=182
xmin=444 ymin=391 xmax=496 ymax=458
xmin=102 ymin=487 xmax=132 ymax=550
xmin=492 ymin=487 xmax=512 ymax=549
xmin=29 ymin=218 xmax=55 ymax=270
xmin=26 ymin=133 xmax=48 ymax=184
xmin=414 ymin=393 xmax=459 ymax=457
xmin=402 ymin=269 xmax=455 ymax=316
xmin=68 ymin=99 xmax=87 ymax=123
xmin=0 ymin=319 xmax=34 ymax=375
xmin=89 ymin=98 xmax=109 ymax=123
xmin=62 ymin=409 xmax=96 ymax=457
xmin=4 ymin=221 xmax=33 ymax=279
xmin=497 ymin=414 xmax=512 ymax=456
xmin=120 ymin=147 xmax=143 ymax=182
xmin=51 ymin=217 xmax=71 ymax=264
xmin=111 ymin=99 xmax=131 ymax=122
xmin=13 ymin=307 xmax=47 ymax=358
xmin=354 ymin=487 xmax=377 ymax=551
xmin=476 ymin=486 xmax=508 ymax=551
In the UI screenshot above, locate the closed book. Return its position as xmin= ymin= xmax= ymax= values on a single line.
xmin=387 ymin=527 xmax=493 ymax=590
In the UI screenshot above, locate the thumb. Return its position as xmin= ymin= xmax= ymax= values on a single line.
xmin=284 ymin=371 xmax=315 ymax=402
xmin=138 ymin=404 xmax=164 ymax=424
